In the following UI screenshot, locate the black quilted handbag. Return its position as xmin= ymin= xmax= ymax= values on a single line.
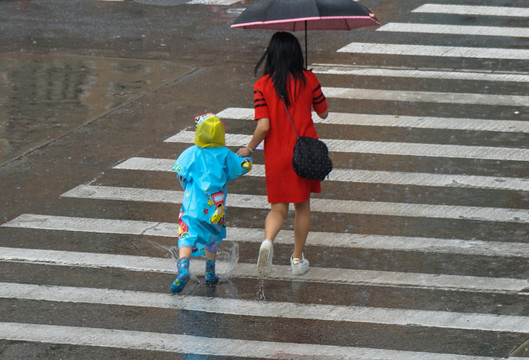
xmin=282 ymin=100 xmax=333 ymax=181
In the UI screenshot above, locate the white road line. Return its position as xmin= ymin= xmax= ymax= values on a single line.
xmin=322 ymin=87 xmax=529 ymax=107
xmin=320 ymin=168 xmax=529 ymax=191
xmin=218 ymin=106 xmax=529 ymax=133
xmin=1 ymin=214 xmax=171 ymax=236
xmin=165 ymin=130 xmax=529 ymax=161
xmin=115 ymin=156 xmax=529 ymax=192
xmin=311 ymin=63 xmax=529 ymax=83
xmin=101 ymin=0 xmax=242 ymax=3
xmin=378 ymin=23 xmax=529 ymax=38
xmin=0 ymin=322 xmax=503 ymax=360
xmin=5 ymin=214 xmax=529 ymax=258
xmin=187 ymin=0 xmax=241 ymax=4
xmin=412 ymin=4 xmax=529 ymax=18
xmin=60 ymin=185 xmax=529 ymax=223
xmin=2 ymin=282 xmax=529 ymax=333
xmin=338 ymin=43 xmax=529 ymax=60
xmin=1 ymin=247 xmax=528 ymax=293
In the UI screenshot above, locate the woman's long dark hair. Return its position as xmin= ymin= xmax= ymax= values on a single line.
xmin=255 ymin=32 xmax=306 ymax=106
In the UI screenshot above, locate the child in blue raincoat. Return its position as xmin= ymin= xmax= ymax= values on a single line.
xmin=170 ymin=113 xmax=252 ymax=294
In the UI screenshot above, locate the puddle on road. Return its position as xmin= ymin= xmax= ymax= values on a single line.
xmin=151 ymin=240 xmax=240 ymax=283
xmin=0 ymin=52 xmax=188 ymax=165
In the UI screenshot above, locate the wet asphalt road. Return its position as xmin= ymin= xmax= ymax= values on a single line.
xmin=1 ymin=0 xmax=529 ymax=359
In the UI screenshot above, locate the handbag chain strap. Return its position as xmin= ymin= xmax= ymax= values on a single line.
xmin=281 ymin=98 xmax=299 ymax=139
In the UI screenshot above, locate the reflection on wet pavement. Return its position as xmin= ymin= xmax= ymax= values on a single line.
xmin=0 ymin=53 xmax=185 ymax=165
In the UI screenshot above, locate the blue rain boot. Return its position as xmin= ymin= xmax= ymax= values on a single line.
xmin=170 ymin=257 xmax=190 ymax=294
xmin=205 ymin=258 xmax=219 ymax=286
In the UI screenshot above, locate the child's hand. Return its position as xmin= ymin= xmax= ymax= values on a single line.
xmin=237 ymin=147 xmax=252 ymax=157
xmin=241 ymin=158 xmax=252 ymax=172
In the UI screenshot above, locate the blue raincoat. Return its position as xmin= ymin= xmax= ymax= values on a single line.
xmin=172 ymin=114 xmax=252 ymax=257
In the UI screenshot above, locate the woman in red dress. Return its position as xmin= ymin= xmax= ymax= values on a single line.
xmin=237 ymin=32 xmax=328 ymax=277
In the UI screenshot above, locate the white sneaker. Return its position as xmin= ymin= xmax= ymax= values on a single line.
xmin=257 ymin=239 xmax=273 ymax=278
xmin=290 ymin=254 xmax=309 ymax=275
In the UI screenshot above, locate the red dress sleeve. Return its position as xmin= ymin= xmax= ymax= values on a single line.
xmin=254 ymin=77 xmax=270 ymax=120
xmin=308 ymin=71 xmax=328 ymax=115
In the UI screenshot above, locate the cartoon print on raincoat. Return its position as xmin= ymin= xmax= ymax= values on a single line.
xmin=172 ymin=114 xmax=252 ymax=257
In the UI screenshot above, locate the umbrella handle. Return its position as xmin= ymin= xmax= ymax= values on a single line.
xmin=305 ymin=21 xmax=308 ymax=68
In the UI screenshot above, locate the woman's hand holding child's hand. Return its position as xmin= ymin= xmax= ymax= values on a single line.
xmin=237 ymin=147 xmax=252 ymax=157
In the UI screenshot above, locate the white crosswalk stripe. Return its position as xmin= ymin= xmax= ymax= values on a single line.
xmin=218 ymin=106 xmax=529 ymax=132
xmin=165 ymin=130 xmax=529 ymax=161
xmin=115 ymin=156 xmax=529 ymax=191
xmin=2 ymin=282 xmax=529 ymax=332
xmin=2 ymin=247 xmax=528 ymax=293
xmin=338 ymin=42 xmax=529 ymax=60
xmin=187 ymin=0 xmax=241 ymax=4
xmin=101 ymin=0 xmax=243 ymax=4
xmin=412 ymin=4 xmax=529 ymax=18
xmin=2 ymin=3 xmax=529 ymax=358
xmin=5 ymin=214 xmax=529 ymax=258
xmin=322 ymin=87 xmax=529 ymax=106
xmin=60 ymin=184 xmax=529 ymax=223
xmin=310 ymin=64 xmax=529 ymax=83
xmin=378 ymin=23 xmax=529 ymax=38
xmin=1 ymin=322 xmax=510 ymax=360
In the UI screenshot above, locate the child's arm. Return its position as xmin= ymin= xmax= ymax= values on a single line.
xmin=171 ymin=162 xmax=189 ymax=189
xmin=172 ymin=148 xmax=194 ymax=189
xmin=226 ymin=151 xmax=252 ymax=183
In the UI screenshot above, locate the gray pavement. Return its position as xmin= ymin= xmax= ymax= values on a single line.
xmin=1 ymin=0 xmax=529 ymax=359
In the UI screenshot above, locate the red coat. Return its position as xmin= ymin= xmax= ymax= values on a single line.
xmin=254 ymin=70 xmax=328 ymax=203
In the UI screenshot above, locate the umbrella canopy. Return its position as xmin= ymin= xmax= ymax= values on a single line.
xmin=231 ymin=0 xmax=380 ymax=31
xmin=231 ymin=0 xmax=381 ymax=66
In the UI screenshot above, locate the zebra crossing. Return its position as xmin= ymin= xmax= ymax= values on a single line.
xmin=4 ymin=246 xmax=528 ymax=293
xmin=5 ymin=213 xmax=529 ymax=258
xmin=377 ymin=23 xmax=529 ymax=38
xmin=309 ymin=65 xmax=529 ymax=83
xmin=412 ymin=4 xmax=529 ymax=18
xmin=114 ymin=156 xmax=529 ymax=191
xmin=338 ymin=43 xmax=529 ymax=60
xmin=2 ymin=322 xmax=516 ymax=360
xmin=2 ymin=2 xmax=529 ymax=359
xmin=3 ymin=282 xmax=529 ymax=332
xmin=54 ymin=184 xmax=529 ymax=223
xmin=164 ymin=130 xmax=529 ymax=161
xmin=100 ymin=0 xmax=245 ymax=5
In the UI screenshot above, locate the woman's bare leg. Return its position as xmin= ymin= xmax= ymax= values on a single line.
xmin=258 ymin=203 xmax=288 ymax=277
xmin=264 ymin=203 xmax=288 ymax=242
xmin=293 ymin=200 xmax=311 ymax=260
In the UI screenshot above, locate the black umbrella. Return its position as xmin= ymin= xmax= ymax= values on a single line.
xmin=231 ymin=0 xmax=381 ymax=66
